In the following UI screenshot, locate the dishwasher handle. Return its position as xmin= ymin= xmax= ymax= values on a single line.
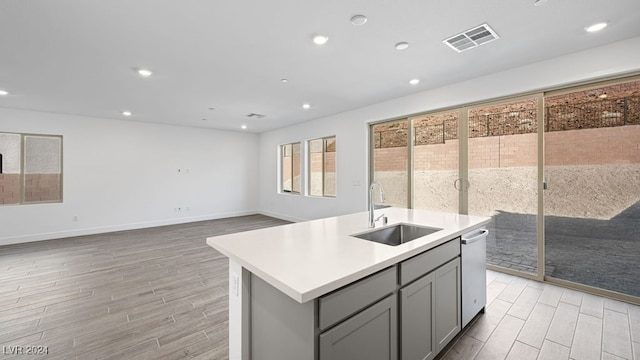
xmin=461 ymin=229 xmax=489 ymax=245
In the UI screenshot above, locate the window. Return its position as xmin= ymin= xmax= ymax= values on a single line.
xmin=0 ymin=132 xmax=62 ymax=205
xmin=309 ymin=136 xmax=336 ymax=197
xmin=280 ymin=142 xmax=301 ymax=194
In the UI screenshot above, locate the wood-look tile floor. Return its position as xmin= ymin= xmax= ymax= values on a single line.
xmin=2 ymin=215 xmax=639 ymax=360
xmin=442 ymin=270 xmax=640 ymax=360
xmin=0 ymin=215 xmax=290 ymax=360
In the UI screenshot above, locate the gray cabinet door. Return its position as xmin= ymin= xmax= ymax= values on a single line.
xmin=434 ymin=257 xmax=461 ymax=353
xmin=319 ymin=294 xmax=397 ymax=360
xmin=399 ymin=272 xmax=435 ymax=360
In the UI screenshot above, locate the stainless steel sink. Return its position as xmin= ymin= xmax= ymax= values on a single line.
xmin=351 ymin=223 xmax=442 ymax=246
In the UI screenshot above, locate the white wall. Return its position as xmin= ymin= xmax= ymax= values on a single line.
xmin=258 ymin=36 xmax=640 ymax=222
xmin=0 ymin=108 xmax=259 ymax=245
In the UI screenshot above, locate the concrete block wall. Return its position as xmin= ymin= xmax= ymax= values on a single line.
xmin=24 ymin=174 xmax=61 ymax=202
xmin=414 ymin=140 xmax=459 ymax=170
xmin=0 ymin=174 xmax=20 ymax=204
xmin=373 ymin=147 xmax=408 ymax=172
xmin=546 ymin=124 xmax=640 ymax=165
xmin=0 ymin=174 xmax=62 ymax=204
xmin=324 ymin=152 xmax=336 ymax=172
xmin=468 ymin=133 xmax=538 ymax=169
xmin=373 ymin=124 xmax=640 ymax=171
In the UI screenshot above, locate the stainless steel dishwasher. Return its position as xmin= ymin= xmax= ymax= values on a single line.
xmin=461 ymin=228 xmax=488 ymax=328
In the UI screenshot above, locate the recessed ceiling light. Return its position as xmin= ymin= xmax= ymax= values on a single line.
xmin=137 ymin=69 xmax=152 ymax=77
xmin=0 ymin=90 xmax=8 ymax=96
xmin=122 ymin=111 xmax=132 ymax=116
xmin=409 ymin=79 xmax=420 ymax=85
xmin=241 ymin=125 xmax=247 ymax=130
xmin=302 ymin=103 xmax=311 ymax=110
xmin=395 ymin=42 xmax=409 ymax=50
xmin=533 ymin=0 xmax=548 ymax=6
xmin=585 ymin=22 xmax=607 ymax=32
xmin=350 ymin=15 xmax=368 ymax=26
xmin=281 ymin=78 xmax=289 ymax=83
xmin=313 ymin=35 xmax=329 ymax=45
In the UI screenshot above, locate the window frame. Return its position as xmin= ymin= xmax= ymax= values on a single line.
xmin=308 ymin=135 xmax=336 ymax=198
xmin=0 ymin=132 xmax=63 ymax=205
xmin=279 ymin=142 xmax=301 ymax=195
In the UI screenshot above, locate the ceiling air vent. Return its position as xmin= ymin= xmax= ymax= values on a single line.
xmin=246 ymin=113 xmax=266 ymax=119
xmin=443 ymin=23 xmax=500 ymax=53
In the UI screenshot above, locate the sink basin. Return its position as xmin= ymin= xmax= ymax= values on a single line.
xmin=351 ymin=223 xmax=442 ymax=246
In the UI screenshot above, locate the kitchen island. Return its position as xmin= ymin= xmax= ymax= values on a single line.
xmin=206 ymin=208 xmax=491 ymax=360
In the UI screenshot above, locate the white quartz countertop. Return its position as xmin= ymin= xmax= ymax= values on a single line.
xmin=206 ymin=208 xmax=491 ymax=303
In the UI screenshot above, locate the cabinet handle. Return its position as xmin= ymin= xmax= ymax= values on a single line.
xmin=461 ymin=229 xmax=488 ymax=244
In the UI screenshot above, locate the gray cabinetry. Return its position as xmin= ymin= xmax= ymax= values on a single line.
xmin=434 ymin=257 xmax=461 ymax=353
xmin=399 ymin=245 xmax=461 ymax=360
xmin=247 ymin=237 xmax=463 ymax=360
xmin=319 ymin=266 xmax=397 ymax=330
xmin=319 ymin=295 xmax=397 ymax=360
xmin=399 ymin=272 xmax=435 ymax=360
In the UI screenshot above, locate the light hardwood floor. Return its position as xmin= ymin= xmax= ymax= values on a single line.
xmin=0 ymin=215 xmax=290 ymax=360
xmin=1 ymin=215 xmax=638 ymax=360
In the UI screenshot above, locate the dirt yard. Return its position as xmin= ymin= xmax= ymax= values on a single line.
xmin=375 ymin=163 xmax=640 ymax=219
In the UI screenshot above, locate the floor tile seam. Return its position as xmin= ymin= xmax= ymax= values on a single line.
xmin=508 ymin=290 xmax=544 ymax=321
xmin=0 ymin=293 xmax=94 ymax=314
xmin=539 ymin=303 xmax=568 ymax=350
xmin=559 ymin=296 xmax=584 ymax=307
xmin=475 ymin=314 xmax=525 ymax=360
xmin=601 ymin=350 xmax=630 ymax=360
xmin=0 ymin=327 xmax=46 ymax=345
xmin=72 ymin=319 xmax=172 ymax=352
xmin=541 ymin=337 xmax=570 ymax=352
xmin=0 ymin=310 xmax=46 ymax=327
xmin=89 ymin=337 xmax=160 ymax=360
xmin=605 ymin=306 xmax=632 ymax=317
xmin=602 ymin=307 xmax=635 ymax=359
xmin=156 ymin=322 xmax=214 ymax=348
xmin=603 ymin=307 xmax=633 ymax=337
xmin=10 ymin=283 xmax=81 ymax=297
xmin=31 ymin=309 xmax=125 ymax=335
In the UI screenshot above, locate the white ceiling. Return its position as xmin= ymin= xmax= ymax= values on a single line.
xmin=1 ymin=0 xmax=640 ymax=133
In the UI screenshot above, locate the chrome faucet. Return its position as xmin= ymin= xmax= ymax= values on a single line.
xmin=369 ymin=180 xmax=387 ymax=228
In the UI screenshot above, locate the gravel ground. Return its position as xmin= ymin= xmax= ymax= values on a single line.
xmin=486 ymin=201 xmax=640 ymax=297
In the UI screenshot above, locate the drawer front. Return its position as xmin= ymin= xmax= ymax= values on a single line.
xmin=319 ymin=294 xmax=397 ymax=360
xmin=400 ymin=238 xmax=460 ymax=286
xmin=319 ymin=266 xmax=397 ymax=330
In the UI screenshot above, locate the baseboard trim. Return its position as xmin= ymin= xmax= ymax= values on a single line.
xmin=257 ymin=210 xmax=308 ymax=223
xmin=0 ymin=210 xmax=258 ymax=246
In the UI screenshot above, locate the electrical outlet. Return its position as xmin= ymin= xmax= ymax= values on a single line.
xmin=72 ymin=215 xmax=78 ymax=222
xmin=231 ymin=273 xmax=240 ymax=296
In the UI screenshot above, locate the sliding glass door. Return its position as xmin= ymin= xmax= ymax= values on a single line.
xmin=369 ymin=75 xmax=640 ymax=301
xmin=467 ymin=97 xmax=540 ymax=275
xmin=544 ymin=79 xmax=640 ymax=297
xmin=411 ymin=111 xmax=459 ymax=213
xmin=371 ymin=120 xmax=409 ymax=208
